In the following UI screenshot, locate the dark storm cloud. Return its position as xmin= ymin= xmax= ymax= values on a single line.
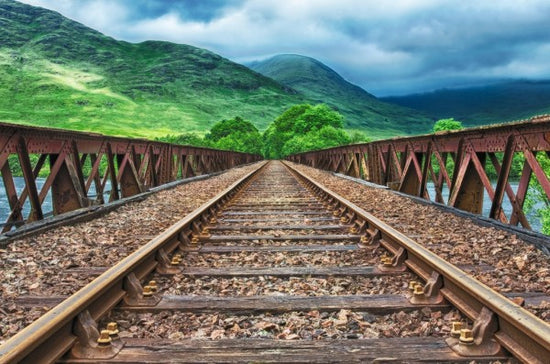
xmin=18 ymin=0 xmax=550 ymax=96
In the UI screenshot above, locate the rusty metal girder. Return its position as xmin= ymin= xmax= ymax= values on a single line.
xmin=287 ymin=115 xmax=550 ymax=231
xmin=0 ymin=123 xmax=261 ymax=231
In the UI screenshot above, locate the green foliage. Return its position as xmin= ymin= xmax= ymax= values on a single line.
xmin=433 ymin=118 xmax=464 ymax=132
xmin=348 ymin=130 xmax=371 ymax=144
xmin=156 ymin=132 xmax=210 ymax=147
xmin=206 ymin=117 xmax=259 ymax=142
xmin=207 ymin=117 xmax=262 ymax=155
xmin=282 ymin=126 xmax=351 ymax=156
xmin=249 ymin=54 xmax=434 ymax=138
xmin=525 ymin=153 xmax=550 ymax=234
xmin=263 ymin=104 xmax=349 ymax=158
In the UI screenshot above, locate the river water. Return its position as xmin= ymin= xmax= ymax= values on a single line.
xmin=0 ymin=177 xmax=111 ymax=227
xmin=0 ymin=178 xmax=543 ymax=232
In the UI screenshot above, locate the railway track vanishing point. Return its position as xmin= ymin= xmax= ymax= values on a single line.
xmin=1 ymin=161 xmax=549 ymax=363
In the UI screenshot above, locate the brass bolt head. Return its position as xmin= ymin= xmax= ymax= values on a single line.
xmin=350 ymin=226 xmax=358 ymax=233
xmin=209 ymin=217 xmax=217 ymax=224
xmin=191 ymin=236 xmax=200 ymax=245
xmin=383 ymin=257 xmax=393 ymax=267
xmin=170 ymin=257 xmax=180 ymax=266
xmin=413 ymin=284 xmax=424 ymax=296
xmin=97 ymin=330 xmax=112 ymax=346
xmin=450 ymin=322 xmax=462 ymax=338
xmin=332 ymin=211 xmax=340 ymax=217
xmin=340 ymin=216 xmax=349 ymax=223
xmin=149 ymin=280 xmax=158 ymax=292
xmin=459 ymin=329 xmax=474 ymax=345
xmin=106 ymin=322 xmax=119 ymax=336
xmin=360 ymin=235 xmax=369 ymax=243
xmin=143 ymin=285 xmax=153 ymax=297
xmin=408 ymin=281 xmax=418 ymax=291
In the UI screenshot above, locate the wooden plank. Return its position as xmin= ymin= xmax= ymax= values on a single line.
xmin=210 ymin=224 xmax=350 ymax=231
xmin=222 ymin=211 xmax=329 ymax=216
xmin=19 ymin=292 xmax=549 ymax=311
xmin=202 ymin=234 xmax=361 ymax=242
xmin=182 ymin=244 xmax=360 ymax=253
xmin=179 ymin=266 xmax=393 ymax=277
xmin=122 ymin=294 xmax=449 ymax=314
xmin=228 ymin=202 xmax=323 ymax=208
xmin=59 ymin=337 xmax=510 ymax=363
xmin=220 ymin=217 xmax=340 ymax=223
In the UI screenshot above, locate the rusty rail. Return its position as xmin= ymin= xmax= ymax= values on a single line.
xmin=283 ymin=161 xmax=550 ymax=363
xmin=0 ymin=123 xmax=261 ymax=232
xmin=0 ymin=161 xmax=268 ymax=364
xmin=1 ymin=160 xmax=548 ymax=362
xmin=286 ymin=115 xmax=550 ymax=231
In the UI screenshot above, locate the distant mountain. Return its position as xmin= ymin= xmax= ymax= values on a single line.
xmin=0 ymin=0 xmax=305 ymax=138
xmin=381 ymin=80 xmax=550 ymax=127
xmin=247 ymin=54 xmax=434 ymax=138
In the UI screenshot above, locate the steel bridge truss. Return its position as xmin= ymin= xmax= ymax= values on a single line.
xmin=287 ymin=115 xmax=550 ymax=231
xmin=0 ymin=123 xmax=261 ymax=232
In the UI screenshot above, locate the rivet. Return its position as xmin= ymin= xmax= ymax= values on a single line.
xmin=143 ymin=285 xmax=153 ymax=297
xmin=97 ymin=330 xmax=112 ymax=346
xmin=459 ymin=329 xmax=474 ymax=345
xmin=106 ymin=322 xmax=119 ymax=336
xmin=450 ymin=322 xmax=462 ymax=338
xmin=408 ymin=280 xmax=418 ymax=291
xmin=413 ymin=284 xmax=424 ymax=296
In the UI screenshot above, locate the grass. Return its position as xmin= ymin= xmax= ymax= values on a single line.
xmin=248 ymin=54 xmax=436 ymax=137
xmin=0 ymin=1 xmax=438 ymax=141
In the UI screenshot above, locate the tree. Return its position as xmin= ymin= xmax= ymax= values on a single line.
xmin=281 ymin=126 xmax=350 ymax=156
xmin=432 ymin=118 xmax=463 ymax=132
xmin=207 ymin=116 xmax=262 ymax=154
xmin=263 ymin=103 xmax=347 ymax=158
xmin=206 ymin=116 xmax=259 ymax=142
xmin=348 ymin=130 xmax=370 ymax=144
xmin=156 ymin=132 xmax=209 ymax=147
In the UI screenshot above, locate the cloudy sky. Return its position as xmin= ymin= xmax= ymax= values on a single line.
xmin=19 ymin=0 xmax=550 ymax=96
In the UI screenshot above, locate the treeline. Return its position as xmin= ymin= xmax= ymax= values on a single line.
xmin=158 ymin=104 xmax=369 ymax=159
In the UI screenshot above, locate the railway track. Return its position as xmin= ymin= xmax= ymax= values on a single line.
xmin=1 ymin=161 xmax=549 ymax=363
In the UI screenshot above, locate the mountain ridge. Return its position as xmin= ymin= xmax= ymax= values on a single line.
xmin=247 ymin=54 xmax=434 ymax=137
xmin=0 ymin=0 xmax=306 ymax=138
xmin=381 ymin=80 xmax=550 ymax=126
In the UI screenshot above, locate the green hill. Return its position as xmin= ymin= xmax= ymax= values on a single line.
xmin=247 ymin=54 xmax=434 ymax=138
xmin=381 ymin=80 xmax=550 ymax=127
xmin=0 ymin=0 xmax=437 ymax=140
xmin=0 ymin=0 xmax=306 ymax=138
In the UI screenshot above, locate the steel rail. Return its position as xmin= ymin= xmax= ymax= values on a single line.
xmin=283 ymin=161 xmax=550 ymax=364
xmin=0 ymin=161 xmax=268 ymax=364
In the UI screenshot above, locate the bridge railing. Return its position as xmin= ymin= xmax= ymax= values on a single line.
xmin=0 ymin=123 xmax=261 ymax=232
xmin=287 ymin=115 xmax=550 ymax=231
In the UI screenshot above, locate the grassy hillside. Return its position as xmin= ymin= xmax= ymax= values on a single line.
xmin=248 ymin=54 xmax=434 ymax=138
xmin=381 ymin=80 xmax=550 ymax=127
xmin=0 ymin=0 xmax=305 ymax=138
